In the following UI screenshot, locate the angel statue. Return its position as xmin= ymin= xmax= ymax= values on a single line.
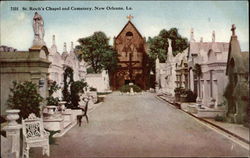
xmin=33 ymin=12 xmax=45 ymax=45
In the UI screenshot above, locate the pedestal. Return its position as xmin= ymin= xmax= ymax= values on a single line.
xmin=3 ymin=109 xmax=22 ymax=158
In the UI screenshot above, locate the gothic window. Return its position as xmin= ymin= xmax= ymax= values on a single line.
xmin=208 ymin=49 xmax=216 ymax=62
xmin=126 ymin=31 xmax=133 ymax=37
xmin=126 ymin=32 xmax=133 ymax=41
xmin=229 ymin=58 xmax=235 ymax=71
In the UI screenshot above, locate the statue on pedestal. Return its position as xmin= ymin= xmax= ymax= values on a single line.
xmin=33 ymin=12 xmax=45 ymax=46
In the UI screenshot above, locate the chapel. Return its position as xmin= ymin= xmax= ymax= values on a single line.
xmin=110 ymin=16 xmax=149 ymax=90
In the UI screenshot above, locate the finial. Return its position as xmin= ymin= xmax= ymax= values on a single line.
xmin=126 ymin=15 xmax=134 ymax=21
xmin=212 ymin=30 xmax=215 ymax=42
xmin=52 ymin=35 xmax=55 ymax=45
xmin=70 ymin=41 xmax=74 ymax=52
xmin=168 ymin=39 xmax=172 ymax=54
xmin=190 ymin=28 xmax=195 ymax=42
xmin=231 ymin=24 xmax=236 ymax=36
xmin=63 ymin=42 xmax=67 ymax=52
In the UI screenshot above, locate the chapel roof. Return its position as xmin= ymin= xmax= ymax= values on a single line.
xmin=115 ymin=20 xmax=143 ymax=39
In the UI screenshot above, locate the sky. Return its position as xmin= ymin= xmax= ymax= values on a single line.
xmin=0 ymin=1 xmax=249 ymax=53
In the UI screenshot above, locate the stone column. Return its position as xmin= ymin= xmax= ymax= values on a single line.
xmin=190 ymin=69 xmax=194 ymax=91
xmin=155 ymin=57 xmax=160 ymax=92
xmin=3 ymin=109 xmax=22 ymax=158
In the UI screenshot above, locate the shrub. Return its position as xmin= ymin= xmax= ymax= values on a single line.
xmin=47 ymin=80 xmax=60 ymax=106
xmin=217 ymin=101 xmax=226 ymax=107
xmin=119 ymin=84 xmax=142 ymax=93
xmin=7 ymin=81 xmax=43 ymax=119
xmin=185 ymin=90 xmax=197 ymax=102
xmin=215 ymin=115 xmax=225 ymax=122
xmin=97 ymin=92 xmax=112 ymax=95
xmin=174 ymin=87 xmax=185 ymax=95
xmin=70 ymin=80 xmax=87 ymax=108
xmin=87 ymin=67 xmax=95 ymax=74
xmin=62 ymin=67 xmax=74 ymax=108
xmin=89 ymin=87 xmax=97 ymax=91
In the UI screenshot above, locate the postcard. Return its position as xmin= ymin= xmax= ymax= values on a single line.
xmin=0 ymin=1 xmax=249 ymax=158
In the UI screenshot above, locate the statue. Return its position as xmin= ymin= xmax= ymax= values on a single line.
xmin=212 ymin=30 xmax=215 ymax=42
xmin=33 ymin=12 xmax=45 ymax=46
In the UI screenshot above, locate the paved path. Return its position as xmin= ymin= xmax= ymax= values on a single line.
xmin=32 ymin=92 xmax=249 ymax=157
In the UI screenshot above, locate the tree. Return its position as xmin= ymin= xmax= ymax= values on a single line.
xmin=47 ymin=80 xmax=60 ymax=106
xmin=76 ymin=31 xmax=118 ymax=73
xmin=62 ymin=67 xmax=74 ymax=108
xmin=147 ymin=28 xmax=188 ymax=63
xmin=70 ymin=80 xmax=87 ymax=108
xmin=7 ymin=81 xmax=43 ymax=119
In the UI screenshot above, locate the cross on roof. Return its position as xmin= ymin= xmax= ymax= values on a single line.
xmin=127 ymin=15 xmax=134 ymax=21
xmin=231 ymin=24 xmax=236 ymax=36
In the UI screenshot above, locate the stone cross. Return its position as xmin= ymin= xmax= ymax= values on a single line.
xmin=231 ymin=24 xmax=236 ymax=36
xmin=127 ymin=15 xmax=134 ymax=21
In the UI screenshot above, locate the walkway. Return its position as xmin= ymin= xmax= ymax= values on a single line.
xmin=32 ymin=92 xmax=249 ymax=157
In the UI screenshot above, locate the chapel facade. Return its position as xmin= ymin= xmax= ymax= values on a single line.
xmin=111 ymin=18 xmax=149 ymax=90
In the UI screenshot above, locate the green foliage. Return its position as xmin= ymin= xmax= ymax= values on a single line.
xmin=147 ymin=36 xmax=168 ymax=62
xmin=70 ymin=80 xmax=87 ymax=108
xmin=119 ymin=84 xmax=142 ymax=93
xmin=184 ymin=89 xmax=197 ymax=102
xmin=194 ymin=64 xmax=202 ymax=77
xmin=7 ymin=81 xmax=43 ymax=119
xmin=97 ymin=92 xmax=112 ymax=95
xmin=174 ymin=88 xmax=196 ymax=102
xmin=86 ymin=67 xmax=95 ymax=74
xmin=147 ymin=28 xmax=188 ymax=64
xmin=62 ymin=67 xmax=74 ymax=108
xmin=76 ymin=31 xmax=118 ymax=73
xmin=89 ymin=87 xmax=97 ymax=91
xmin=47 ymin=81 xmax=60 ymax=106
xmin=174 ymin=87 xmax=185 ymax=95
xmin=217 ymin=101 xmax=226 ymax=107
xmin=214 ymin=115 xmax=225 ymax=122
